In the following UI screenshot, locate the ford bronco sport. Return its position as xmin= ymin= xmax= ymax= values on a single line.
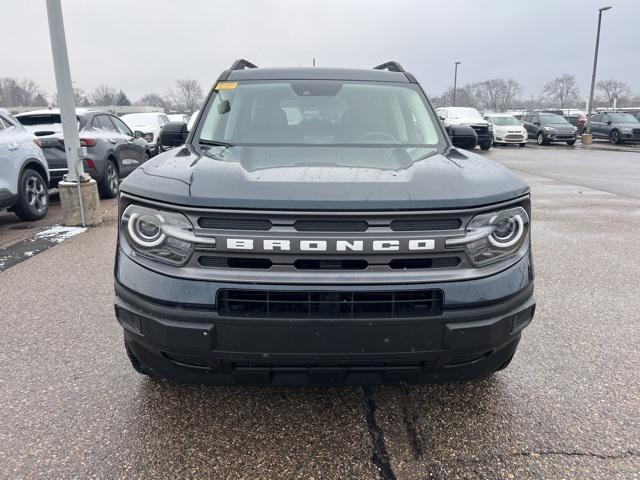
xmin=115 ymin=60 xmax=535 ymax=385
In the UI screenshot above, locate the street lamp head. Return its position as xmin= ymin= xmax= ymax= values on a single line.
xmin=599 ymin=6 xmax=612 ymax=12
xmin=455 ymin=61 xmax=461 ymax=65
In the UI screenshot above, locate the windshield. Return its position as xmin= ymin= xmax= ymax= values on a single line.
xmin=121 ymin=113 xmax=160 ymax=126
xmin=540 ymin=115 xmax=569 ymax=125
xmin=490 ymin=116 xmax=520 ymax=126
xmin=609 ymin=113 xmax=639 ymax=123
xmin=195 ymin=80 xmax=443 ymax=147
xmin=444 ymin=107 xmax=482 ymax=119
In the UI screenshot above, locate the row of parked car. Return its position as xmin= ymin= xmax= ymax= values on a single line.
xmin=0 ymin=108 xmax=192 ymax=221
xmin=436 ymin=106 xmax=640 ymax=149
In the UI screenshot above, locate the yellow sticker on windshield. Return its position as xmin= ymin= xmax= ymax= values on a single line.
xmin=215 ymin=82 xmax=238 ymax=90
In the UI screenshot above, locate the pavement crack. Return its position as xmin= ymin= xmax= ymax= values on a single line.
xmin=362 ymin=386 xmax=396 ymax=480
xmin=399 ymin=385 xmax=423 ymax=460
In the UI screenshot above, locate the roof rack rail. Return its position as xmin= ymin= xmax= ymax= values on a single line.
xmin=229 ymin=59 xmax=258 ymax=70
xmin=373 ymin=61 xmax=405 ymax=73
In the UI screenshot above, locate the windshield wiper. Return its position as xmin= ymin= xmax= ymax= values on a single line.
xmin=198 ymin=139 xmax=234 ymax=148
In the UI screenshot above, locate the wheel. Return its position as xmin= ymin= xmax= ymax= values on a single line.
xmin=566 ymin=140 xmax=576 ymax=146
xmin=536 ymin=132 xmax=547 ymax=145
xmin=14 ymin=168 xmax=49 ymax=221
xmin=480 ymin=142 xmax=491 ymax=150
xmin=99 ymin=159 xmax=119 ymax=198
xmin=519 ymin=143 xmax=526 ymax=148
xmin=610 ymin=130 xmax=623 ymax=144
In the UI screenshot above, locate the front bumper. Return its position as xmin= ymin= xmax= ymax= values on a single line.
xmin=544 ymin=132 xmax=576 ymax=142
xmin=495 ymin=133 xmax=526 ymax=144
xmin=115 ymin=250 xmax=535 ymax=384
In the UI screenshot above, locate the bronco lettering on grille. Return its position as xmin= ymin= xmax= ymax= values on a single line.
xmin=226 ymin=238 xmax=435 ymax=252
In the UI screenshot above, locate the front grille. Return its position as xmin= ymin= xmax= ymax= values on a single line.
xmin=390 ymin=218 xmax=461 ymax=231
xmin=198 ymin=217 xmax=272 ymax=230
xmin=505 ymin=134 xmax=524 ymax=140
xmin=295 ymin=220 xmax=368 ymax=232
xmin=187 ymin=208 xmax=480 ymax=279
xmin=199 ymin=255 xmax=461 ymax=270
xmin=217 ymin=289 xmax=444 ymax=318
xmin=471 ymin=125 xmax=488 ymax=134
xmin=199 ymin=256 xmax=272 ymax=269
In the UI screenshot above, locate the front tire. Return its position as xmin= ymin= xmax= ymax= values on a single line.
xmin=14 ymin=168 xmax=49 ymax=221
xmin=536 ymin=132 xmax=548 ymax=145
xmin=480 ymin=142 xmax=491 ymax=151
xmin=610 ymin=130 xmax=623 ymax=144
xmin=99 ymin=159 xmax=119 ymax=198
xmin=566 ymin=139 xmax=576 ymax=146
xmin=519 ymin=142 xmax=526 ymax=147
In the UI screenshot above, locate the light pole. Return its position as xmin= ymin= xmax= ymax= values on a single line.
xmin=583 ymin=6 xmax=612 ymax=143
xmin=452 ymin=61 xmax=461 ymax=106
xmin=47 ymin=0 xmax=102 ymax=225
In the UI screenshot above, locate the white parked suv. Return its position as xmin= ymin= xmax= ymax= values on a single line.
xmin=484 ymin=113 xmax=527 ymax=147
xmin=436 ymin=107 xmax=493 ymax=150
xmin=120 ymin=112 xmax=170 ymax=155
xmin=0 ymin=108 xmax=50 ymax=220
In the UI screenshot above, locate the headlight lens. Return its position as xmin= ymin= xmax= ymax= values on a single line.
xmin=122 ymin=204 xmax=195 ymax=266
xmin=447 ymin=206 xmax=529 ymax=266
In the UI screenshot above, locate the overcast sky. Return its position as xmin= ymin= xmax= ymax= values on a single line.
xmin=3 ymin=0 xmax=638 ymax=101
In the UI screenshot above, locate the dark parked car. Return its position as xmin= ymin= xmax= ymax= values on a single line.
xmin=589 ymin=112 xmax=640 ymax=144
xmin=522 ymin=112 xmax=577 ymax=146
xmin=15 ymin=109 xmax=151 ymax=198
xmin=115 ymin=59 xmax=535 ymax=385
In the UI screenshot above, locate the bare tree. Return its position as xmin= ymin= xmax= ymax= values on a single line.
xmin=431 ymin=86 xmax=477 ymax=109
xmin=136 ymin=93 xmax=167 ymax=110
xmin=115 ymin=90 xmax=131 ymax=106
xmin=468 ymin=78 xmax=522 ymax=111
xmin=168 ymin=79 xmax=203 ymax=114
xmin=0 ymin=77 xmax=45 ymax=107
xmin=596 ymin=79 xmax=632 ymax=107
xmin=89 ymin=85 xmax=118 ymax=105
xmin=542 ymin=74 xmax=579 ymax=108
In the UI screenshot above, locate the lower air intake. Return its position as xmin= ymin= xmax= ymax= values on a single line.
xmin=217 ymin=289 xmax=444 ymax=319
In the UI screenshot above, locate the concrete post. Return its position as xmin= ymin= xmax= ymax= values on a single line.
xmin=46 ymin=0 xmax=102 ymax=226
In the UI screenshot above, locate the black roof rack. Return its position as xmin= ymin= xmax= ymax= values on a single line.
xmin=229 ymin=59 xmax=258 ymax=70
xmin=373 ymin=61 xmax=405 ymax=73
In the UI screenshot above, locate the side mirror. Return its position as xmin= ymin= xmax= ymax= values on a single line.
xmin=134 ymin=130 xmax=144 ymax=139
xmin=606 ymin=120 xmax=612 ymax=125
xmin=533 ymin=121 xmax=540 ymax=126
xmin=439 ymin=115 xmax=446 ymax=121
xmin=447 ymin=124 xmax=477 ymax=150
xmin=160 ymin=122 xmax=189 ymax=147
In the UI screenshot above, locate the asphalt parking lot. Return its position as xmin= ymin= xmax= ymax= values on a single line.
xmin=1 ymin=145 xmax=639 ymax=479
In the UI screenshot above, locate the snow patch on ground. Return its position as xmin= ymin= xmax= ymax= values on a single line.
xmin=33 ymin=226 xmax=87 ymax=243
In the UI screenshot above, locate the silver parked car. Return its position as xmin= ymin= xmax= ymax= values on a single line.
xmin=0 ymin=109 xmax=50 ymax=220
xmin=16 ymin=109 xmax=151 ymax=198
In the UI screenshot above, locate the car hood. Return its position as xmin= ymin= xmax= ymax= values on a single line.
xmin=542 ymin=124 xmax=575 ymax=131
xmin=446 ymin=117 xmax=489 ymax=126
xmin=120 ymin=145 xmax=529 ymax=210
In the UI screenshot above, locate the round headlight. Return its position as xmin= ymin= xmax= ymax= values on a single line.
xmin=128 ymin=213 xmax=165 ymax=247
xmin=489 ymin=213 xmax=524 ymax=248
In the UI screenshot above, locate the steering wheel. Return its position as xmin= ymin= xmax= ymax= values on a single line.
xmin=354 ymin=131 xmax=399 ymax=142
